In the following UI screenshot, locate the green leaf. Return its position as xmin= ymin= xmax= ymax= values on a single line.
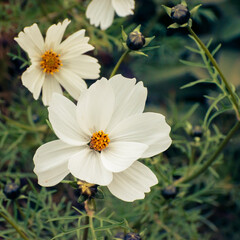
xmin=180 ymin=79 xmax=214 ymax=89
xmin=141 ymin=46 xmax=160 ymax=52
xmin=211 ymin=44 xmax=222 ymax=57
xmin=167 ymin=23 xmax=180 ymax=29
xmin=130 ymin=51 xmax=148 ymax=57
xmin=121 ymin=26 xmax=127 ymax=42
xmin=161 ymin=5 xmax=172 ymax=17
xmin=144 ymin=36 xmax=155 ymax=47
xmin=181 ymin=0 xmax=187 ymax=7
xmin=190 ymin=4 xmax=202 ymax=16
xmin=179 ymin=59 xmax=207 ymax=68
xmin=133 ymin=24 xmax=141 ymax=33
xmin=185 ymin=46 xmax=201 ymax=54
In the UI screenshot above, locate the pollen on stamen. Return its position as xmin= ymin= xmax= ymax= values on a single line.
xmin=40 ymin=49 xmax=62 ymax=75
xmin=89 ymin=130 xmax=110 ymax=152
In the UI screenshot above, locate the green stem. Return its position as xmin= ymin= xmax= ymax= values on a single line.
xmin=188 ymin=26 xmax=240 ymax=119
xmin=174 ymin=121 xmax=240 ymax=185
xmin=82 ymin=216 xmax=89 ymax=240
xmin=110 ymin=50 xmax=130 ymax=78
xmin=89 ymin=216 xmax=97 ymax=240
xmin=3 ymin=115 xmax=47 ymax=132
xmin=0 ymin=212 xmax=29 ymax=240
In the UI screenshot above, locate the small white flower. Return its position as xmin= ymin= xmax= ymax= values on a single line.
xmin=86 ymin=0 xmax=135 ymax=30
xmin=14 ymin=19 xmax=100 ymax=106
xmin=33 ymin=75 xmax=172 ymax=201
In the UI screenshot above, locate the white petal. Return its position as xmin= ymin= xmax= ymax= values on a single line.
xmin=45 ymin=19 xmax=71 ymax=50
xmin=33 ymin=140 xmax=82 ymax=187
xmin=110 ymin=112 xmax=172 ymax=158
xmin=76 ymin=79 xmax=115 ymax=135
xmin=42 ymin=75 xmax=63 ymax=106
xmin=107 ymin=75 xmax=147 ymax=131
xmin=54 ymin=68 xmax=87 ymax=100
xmin=59 ymin=29 xmax=95 ymax=57
xmin=112 ymin=0 xmax=135 ymax=17
xmin=101 ymin=141 xmax=148 ymax=172
xmin=68 ymin=147 xmax=113 ymax=185
xmin=86 ymin=0 xmax=115 ymax=30
xmin=108 ymin=161 xmax=158 ymax=202
xmin=48 ymin=94 xmax=89 ymax=146
xmin=21 ymin=64 xmax=45 ymax=100
xmin=62 ymin=55 xmax=100 ymax=79
xmin=14 ymin=23 xmax=44 ymax=58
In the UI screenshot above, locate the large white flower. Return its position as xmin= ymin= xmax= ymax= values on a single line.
xmin=14 ymin=19 xmax=100 ymax=106
xmin=86 ymin=0 xmax=135 ymax=30
xmin=33 ymin=75 xmax=172 ymax=201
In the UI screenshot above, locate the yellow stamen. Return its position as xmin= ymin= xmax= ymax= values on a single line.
xmin=40 ymin=49 xmax=62 ymax=74
xmin=89 ymin=130 xmax=110 ymax=152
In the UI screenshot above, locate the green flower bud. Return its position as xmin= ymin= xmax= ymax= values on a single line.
xmin=127 ymin=31 xmax=146 ymax=51
xmin=3 ymin=183 xmax=20 ymax=200
xmin=171 ymin=4 xmax=190 ymax=25
xmin=124 ymin=233 xmax=142 ymax=240
xmin=161 ymin=185 xmax=178 ymax=199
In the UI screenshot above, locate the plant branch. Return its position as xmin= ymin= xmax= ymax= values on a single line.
xmin=82 ymin=216 xmax=89 ymax=240
xmin=0 ymin=212 xmax=29 ymax=240
xmin=174 ymin=121 xmax=240 ymax=185
xmin=110 ymin=50 xmax=130 ymax=78
xmin=188 ymin=26 xmax=240 ymax=119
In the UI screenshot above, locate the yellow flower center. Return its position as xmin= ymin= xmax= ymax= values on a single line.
xmin=89 ymin=130 xmax=110 ymax=152
xmin=40 ymin=49 xmax=62 ymax=75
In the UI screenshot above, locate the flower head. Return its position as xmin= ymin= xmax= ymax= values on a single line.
xmin=33 ymin=75 xmax=172 ymax=201
xmin=86 ymin=0 xmax=135 ymax=30
xmin=14 ymin=19 xmax=100 ymax=106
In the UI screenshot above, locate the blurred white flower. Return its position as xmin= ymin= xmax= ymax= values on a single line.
xmin=33 ymin=75 xmax=172 ymax=201
xmin=86 ymin=0 xmax=135 ymax=30
xmin=14 ymin=19 xmax=100 ymax=106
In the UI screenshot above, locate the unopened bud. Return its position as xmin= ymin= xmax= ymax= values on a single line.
xmin=3 ymin=183 xmax=20 ymax=200
xmin=127 ymin=31 xmax=145 ymax=50
xmin=171 ymin=4 xmax=190 ymax=25
xmin=124 ymin=233 xmax=142 ymax=240
xmin=161 ymin=185 xmax=178 ymax=199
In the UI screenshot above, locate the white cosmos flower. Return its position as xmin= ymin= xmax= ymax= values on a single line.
xmin=86 ymin=0 xmax=135 ymax=30
xmin=14 ymin=19 xmax=100 ymax=106
xmin=33 ymin=75 xmax=172 ymax=201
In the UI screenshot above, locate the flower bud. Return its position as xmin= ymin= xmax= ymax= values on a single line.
xmin=161 ymin=185 xmax=178 ymax=199
xmin=77 ymin=180 xmax=98 ymax=199
xmin=3 ymin=182 xmax=20 ymax=200
xmin=171 ymin=4 xmax=190 ymax=25
xmin=124 ymin=233 xmax=142 ymax=240
xmin=127 ymin=31 xmax=146 ymax=51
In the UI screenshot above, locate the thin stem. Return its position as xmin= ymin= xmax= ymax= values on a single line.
xmin=188 ymin=26 xmax=240 ymax=119
xmin=82 ymin=216 xmax=89 ymax=240
xmin=174 ymin=121 xmax=240 ymax=185
xmin=110 ymin=50 xmax=130 ymax=78
xmin=89 ymin=216 xmax=97 ymax=240
xmin=0 ymin=212 xmax=29 ymax=240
